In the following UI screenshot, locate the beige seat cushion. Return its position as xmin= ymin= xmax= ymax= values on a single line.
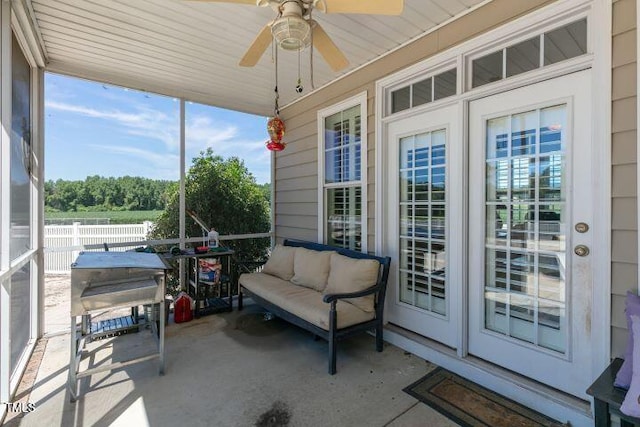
xmin=261 ymin=244 xmax=297 ymax=281
xmin=290 ymin=247 xmax=334 ymax=292
xmin=239 ymin=272 xmax=374 ymax=330
xmin=323 ymin=253 xmax=380 ymax=313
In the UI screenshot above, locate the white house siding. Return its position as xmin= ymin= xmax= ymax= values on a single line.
xmin=611 ymin=0 xmax=638 ymax=357
xmin=276 ymin=0 xmax=557 ymax=254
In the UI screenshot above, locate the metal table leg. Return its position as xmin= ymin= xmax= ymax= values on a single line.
xmin=68 ymin=315 xmax=78 ymax=402
xmin=159 ymin=299 xmax=165 ymax=375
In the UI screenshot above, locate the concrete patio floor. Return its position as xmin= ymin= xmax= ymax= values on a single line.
xmin=4 ymin=303 xmax=459 ymax=427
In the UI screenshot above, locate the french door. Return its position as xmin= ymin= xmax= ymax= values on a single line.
xmin=385 ymin=104 xmax=462 ymax=348
xmin=468 ymin=71 xmax=592 ymax=397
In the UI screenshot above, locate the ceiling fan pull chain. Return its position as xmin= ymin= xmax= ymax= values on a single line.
xmin=296 ymin=48 xmax=303 ymax=93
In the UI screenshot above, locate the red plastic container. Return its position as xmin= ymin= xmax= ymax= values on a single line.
xmin=173 ymin=292 xmax=193 ymax=323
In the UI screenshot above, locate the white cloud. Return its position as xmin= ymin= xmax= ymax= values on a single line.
xmin=47 ymin=100 xmax=271 ymax=183
xmin=185 ymin=115 xmax=238 ymax=152
xmin=46 ymin=100 xmax=178 ymax=149
xmin=88 ymin=144 xmax=180 ymax=180
xmin=89 ymin=144 xmax=178 ymax=165
xmin=185 ymin=114 xmax=271 ymax=183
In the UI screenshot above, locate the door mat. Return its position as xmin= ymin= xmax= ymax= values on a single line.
xmin=403 ymin=367 xmax=568 ymax=427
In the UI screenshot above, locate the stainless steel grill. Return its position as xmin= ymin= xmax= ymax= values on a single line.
xmin=71 ymin=251 xmax=166 ymax=316
xmin=68 ymin=251 xmax=169 ymax=401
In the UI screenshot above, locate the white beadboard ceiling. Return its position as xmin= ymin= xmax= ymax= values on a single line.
xmin=29 ymin=0 xmax=487 ymax=117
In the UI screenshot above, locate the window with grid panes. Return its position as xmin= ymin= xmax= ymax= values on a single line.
xmin=323 ymin=104 xmax=362 ymax=251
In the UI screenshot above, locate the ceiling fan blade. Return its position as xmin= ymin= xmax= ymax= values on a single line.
xmin=239 ymin=24 xmax=272 ymax=67
xmin=187 ymin=0 xmax=258 ymax=4
xmin=322 ymin=0 xmax=403 ymax=15
xmin=312 ymin=23 xmax=348 ymax=72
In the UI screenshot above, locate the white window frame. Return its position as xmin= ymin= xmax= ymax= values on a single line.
xmin=464 ymin=15 xmax=590 ymax=91
xmin=385 ymin=61 xmax=458 ymax=117
xmin=317 ymin=91 xmax=368 ymax=253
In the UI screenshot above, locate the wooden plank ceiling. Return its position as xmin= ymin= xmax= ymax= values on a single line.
xmin=29 ymin=0 xmax=486 ymax=116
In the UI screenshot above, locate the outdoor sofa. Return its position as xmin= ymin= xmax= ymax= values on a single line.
xmin=237 ymin=239 xmax=391 ymax=374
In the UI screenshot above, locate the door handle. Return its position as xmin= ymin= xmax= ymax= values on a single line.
xmin=574 ymin=245 xmax=589 ymax=257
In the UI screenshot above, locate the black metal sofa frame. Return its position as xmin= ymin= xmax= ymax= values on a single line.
xmin=237 ymin=239 xmax=391 ymax=375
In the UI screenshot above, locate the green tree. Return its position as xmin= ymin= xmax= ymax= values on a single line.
xmin=44 ymin=176 xmax=173 ymax=212
xmin=151 ymin=149 xmax=270 ymax=262
xmin=258 ymin=182 xmax=271 ymax=204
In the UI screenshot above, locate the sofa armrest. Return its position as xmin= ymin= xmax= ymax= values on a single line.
xmin=322 ymin=283 xmax=381 ymax=303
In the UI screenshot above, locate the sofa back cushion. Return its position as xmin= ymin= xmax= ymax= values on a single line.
xmin=262 ymin=244 xmax=297 ymax=281
xmin=324 ymin=253 xmax=380 ymax=313
xmin=291 ymin=247 xmax=334 ymax=291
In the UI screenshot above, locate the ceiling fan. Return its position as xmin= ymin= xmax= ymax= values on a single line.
xmin=191 ymin=0 xmax=404 ymax=72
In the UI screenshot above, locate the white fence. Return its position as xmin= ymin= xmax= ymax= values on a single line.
xmin=45 ymin=222 xmax=154 ymax=273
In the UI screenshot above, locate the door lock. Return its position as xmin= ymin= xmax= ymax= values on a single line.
xmin=574 ymin=245 xmax=590 ymax=257
xmin=575 ymin=222 xmax=589 ymax=233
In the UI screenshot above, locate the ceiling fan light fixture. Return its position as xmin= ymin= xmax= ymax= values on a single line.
xmin=271 ymin=16 xmax=311 ymax=51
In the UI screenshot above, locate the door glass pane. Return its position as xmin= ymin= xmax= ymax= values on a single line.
xmin=485 ymin=291 xmax=507 ymax=334
xmin=485 ymin=248 xmax=507 ymax=290
xmin=483 ymin=105 xmax=567 ymax=354
xmin=398 ymin=129 xmax=447 ymax=316
xmin=400 ymin=203 xmax=411 ymax=236
xmin=415 ymin=133 xmax=430 ymax=168
xmin=431 ymin=277 xmax=446 ymax=315
xmin=400 ymin=171 xmax=412 ymax=203
xmin=509 ymin=294 xmax=535 ymax=344
xmin=400 ymin=136 xmax=414 ymax=170
xmin=486 ymin=204 xmax=507 ymax=246
xmin=538 ymin=254 xmax=564 ymax=302
xmin=415 ymin=274 xmax=430 ymax=310
xmin=538 ymin=301 xmax=565 ymax=352
xmin=486 ymin=160 xmax=508 ymax=202
xmin=510 ymin=204 xmax=535 ymax=249
xmin=399 ymin=271 xmax=413 ymax=304
xmin=415 ymin=169 xmax=429 ymax=202
xmin=511 ymin=111 xmax=537 ymax=156
xmin=486 ymin=116 xmax=509 ymax=159
xmin=539 ymin=204 xmax=565 ymax=252
xmin=400 ymin=238 xmax=412 ymax=270
xmin=414 ymin=206 xmax=429 ymax=238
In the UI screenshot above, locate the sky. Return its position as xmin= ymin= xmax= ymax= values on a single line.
xmin=45 ymin=73 xmax=271 ymax=184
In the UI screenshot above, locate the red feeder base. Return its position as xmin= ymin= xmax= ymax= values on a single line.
xmin=266 ymin=140 xmax=285 ymax=151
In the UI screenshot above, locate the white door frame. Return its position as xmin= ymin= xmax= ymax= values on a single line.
xmin=375 ymin=0 xmax=610 ymax=392
xmin=468 ymin=71 xmax=593 ymax=398
xmin=1 ymin=2 xmax=48 ymax=415
xmin=384 ymin=102 xmax=464 ymax=348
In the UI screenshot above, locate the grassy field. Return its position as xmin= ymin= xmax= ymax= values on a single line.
xmin=45 ymin=210 xmax=163 ymax=225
